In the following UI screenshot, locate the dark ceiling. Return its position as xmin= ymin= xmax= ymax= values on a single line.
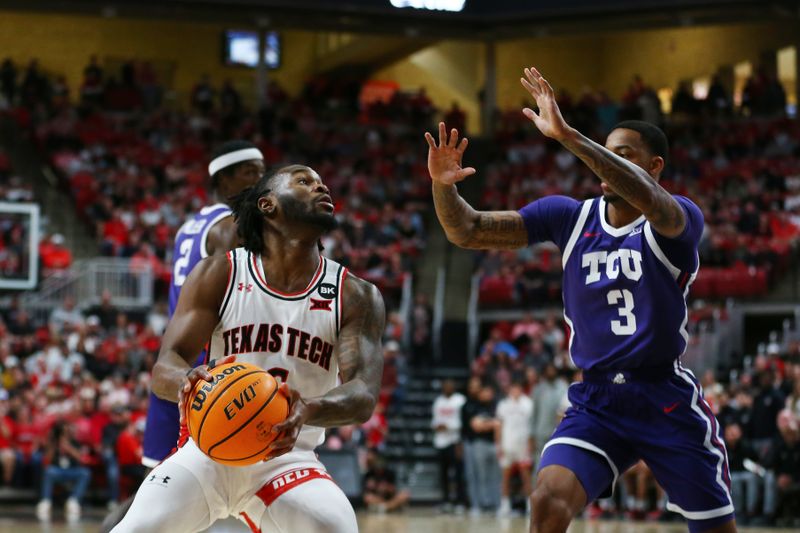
xmin=0 ymin=0 xmax=797 ymax=39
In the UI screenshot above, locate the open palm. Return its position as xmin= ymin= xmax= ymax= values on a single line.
xmin=425 ymin=122 xmax=476 ymax=186
xmin=520 ymin=66 xmax=571 ymax=141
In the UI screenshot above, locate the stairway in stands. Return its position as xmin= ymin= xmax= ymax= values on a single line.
xmin=383 ymin=366 xmax=470 ymax=503
xmin=0 ymin=117 xmax=96 ymax=258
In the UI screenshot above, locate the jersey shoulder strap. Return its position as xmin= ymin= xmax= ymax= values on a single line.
xmin=199 ymin=204 xmax=233 ymax=259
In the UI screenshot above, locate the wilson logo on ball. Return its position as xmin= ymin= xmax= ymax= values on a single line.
xmin=191 ymin=364 xmax=247 ymax=412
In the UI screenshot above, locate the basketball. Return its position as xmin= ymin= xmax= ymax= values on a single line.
xmin=186 ymin=362 xmax=289 ymax=466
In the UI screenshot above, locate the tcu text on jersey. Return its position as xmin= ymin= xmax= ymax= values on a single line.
xmin=581 ymin=249 xmax=643 ymax=284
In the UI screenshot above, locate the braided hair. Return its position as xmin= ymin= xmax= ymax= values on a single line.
xmin=230 ymin=174 xmax=272 ymax=253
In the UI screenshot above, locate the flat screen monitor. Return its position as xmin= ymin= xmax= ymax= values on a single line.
xmin=223 ymin=30 xmax=280 ymax=69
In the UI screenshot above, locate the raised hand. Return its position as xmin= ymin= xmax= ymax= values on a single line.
xmin=520 ymin=67 xmax=572 ymax=141
xmin=424 ymin=122 xmax=476 ymax=186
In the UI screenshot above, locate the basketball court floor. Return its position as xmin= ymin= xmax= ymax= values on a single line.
xmin=0 ymin=509 xmax=793 ymax=533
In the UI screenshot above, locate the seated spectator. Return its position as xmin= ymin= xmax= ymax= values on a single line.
xmin=363 ymin=450 xmax=409 ymax=513
xmin=39 ymin=233 xmax=73 ymax=271
xmin=725 ymin=422 xmax=762 ymax=523
xmin=36 ymin=420 xmax=91 ymax=522
xmin=10 ymin=401 xmax=44 ymax=488
xmin=0 ymin=391 xmax=15 ymax=486
xmin=101 ymin=404 xmax=127 ymax=507
xmin=116 ymin=417 xmax=146 ymax=492
xmin=84 ymin=290 xmax=118 ymax=331
xmin=361 ymin=401 xmax=388 ymax=451
xmin=49 ymin=296 xmax=84 ymax=333
xmin=764 ymin=410 xmax=800 ymax=525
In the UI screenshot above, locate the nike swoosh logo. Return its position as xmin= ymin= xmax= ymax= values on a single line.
xmin=663 ymin=402 xmax=680 ymax=414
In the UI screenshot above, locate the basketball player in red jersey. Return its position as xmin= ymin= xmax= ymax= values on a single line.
xmin=113 ymin=165 xmax=385 ymax=532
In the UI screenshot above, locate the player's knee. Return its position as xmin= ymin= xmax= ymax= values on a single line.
xmin=302 ymin=504 xmax=358 ymax=533
xmin=111 ymin=514 xmax=172 ymax=533
xmin=530 ymin=486 xmax=573 ymax=533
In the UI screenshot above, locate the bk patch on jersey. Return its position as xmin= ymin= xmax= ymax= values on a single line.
xmin=317 ymin=282 xmax=337 ymax=298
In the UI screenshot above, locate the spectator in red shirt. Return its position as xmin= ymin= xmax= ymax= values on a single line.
xmin=116 ymin=417 xmax=146 ymax=485
xmin=0 ymin=392 xmax=15 ymax=485
xmin=11 ymin=401 xmax=44 ymax=485
xmin=362 ymin=402 xmax=388 ymax=450
xmin=39 ymin=233 xmax=73 ymax=270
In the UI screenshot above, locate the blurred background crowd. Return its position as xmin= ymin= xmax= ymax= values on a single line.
xmin=0 ymin=5 xmax=799 ymax=527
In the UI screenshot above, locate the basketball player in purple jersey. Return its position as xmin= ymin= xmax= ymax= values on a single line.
xmin=425 ymin=67 xmax=736 ymax=533
xmin=101 ymin=140 xmax=263 ymax=532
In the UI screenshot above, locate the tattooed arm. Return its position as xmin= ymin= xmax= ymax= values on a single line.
xmin=520 ymin=66 xmax=685 ymax=238
xmin=559 ymin=131 xmax=685 ymax=237
xmin=432 ymin=182 xmax=528 ymax=249
xmin=267 ymin=274 xmax=385 ymax=458
xmin=425 ymin=122 xmax=528 ymax=250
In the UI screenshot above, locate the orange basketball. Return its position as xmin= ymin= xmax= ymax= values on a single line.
xmin=186 ymin=362 xmax=289 ymax=466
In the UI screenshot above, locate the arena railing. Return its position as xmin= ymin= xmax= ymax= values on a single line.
xmin=19 ymin=258 xmax=153 ymax=321
xmin=399 ymin=272 xmax=413 ymax=352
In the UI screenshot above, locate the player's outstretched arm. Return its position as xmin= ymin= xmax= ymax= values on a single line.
xmin=520 ymin=66 xmax=686 ymax=238
xmin=151 ymin=254 xmax=230 ymax=403
xmin=425 ymin=122 xmax=528 ymax=250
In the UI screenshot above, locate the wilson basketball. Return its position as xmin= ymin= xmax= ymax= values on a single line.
xmin=186 ymin=362 xmax=289 ymax=466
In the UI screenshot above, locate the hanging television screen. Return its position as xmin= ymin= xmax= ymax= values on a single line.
xmin=223 ymin=30 xmax=280 ymax=69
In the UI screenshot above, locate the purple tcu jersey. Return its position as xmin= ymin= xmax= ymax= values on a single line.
xmin=519 ymin=194 xmax=703 ymax=371
xmin=168 ymin=203 xmax=232 ymax=317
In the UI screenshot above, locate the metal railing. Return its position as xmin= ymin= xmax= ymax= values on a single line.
xmin=431 ymin=267 xmax=446 ymax=362
xmin=19 ymin=258 xmax=154 ymax=320
xmin=399 ymin=273 xmax=414 ymax=352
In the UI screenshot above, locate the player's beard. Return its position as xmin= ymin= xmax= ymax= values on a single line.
xmin=280 ymin=195 xmax=338 ymax=232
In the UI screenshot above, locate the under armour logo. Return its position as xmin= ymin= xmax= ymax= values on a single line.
xmin=612 ymin=373 xmax=626 ymax=384
xmin=147 ymin=474 xmax=171 ymax=485
xmin=629 ymin=227 xmax=642 ymax=236
xmin=238 ymin=283 xmax=253 ymax=293
xmin=310 ymin=299 xmax=332 ymax=311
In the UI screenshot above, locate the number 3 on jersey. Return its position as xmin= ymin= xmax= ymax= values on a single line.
xmin=607 ymin=289 xmax=636 ymax=335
